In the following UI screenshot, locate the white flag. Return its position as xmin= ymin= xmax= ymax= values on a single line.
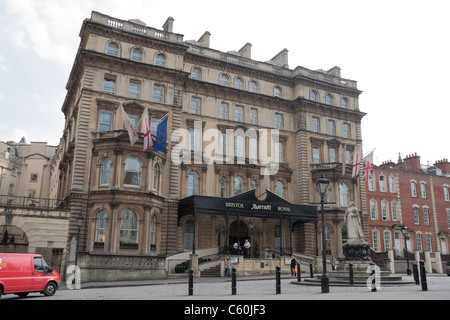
xmin=120 ymin=104 xmax=138 ymax=146
xmin=142 ymin=107 xmax=153 ymax=150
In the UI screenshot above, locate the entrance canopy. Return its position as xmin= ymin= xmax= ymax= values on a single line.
xmin=178 ymin=189 xmax=317 ymax=223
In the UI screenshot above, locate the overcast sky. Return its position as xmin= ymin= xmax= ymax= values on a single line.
xmin=1 ymin=0 xmax=449 ymax=166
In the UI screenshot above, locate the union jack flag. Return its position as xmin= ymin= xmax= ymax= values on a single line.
xmin=362 ymin=150 xmax=374 ymax=180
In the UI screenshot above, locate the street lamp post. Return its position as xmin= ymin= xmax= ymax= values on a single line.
xmin=316 ymin=173 xmax=329 ymax=293
xmin=401 ymin=225 xmax=412 ymax=275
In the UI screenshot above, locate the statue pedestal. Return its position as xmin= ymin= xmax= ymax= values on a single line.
xmin=343 ymin=242 xmax=371 ymax=261
xmin=340 ymin=242 xmax=372 ymax=272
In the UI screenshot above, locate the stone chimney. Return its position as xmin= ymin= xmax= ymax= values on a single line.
xmin=162 ymin=16 xmax=174 ymax=33
xmin=238 ymin=43 xmax=252 ymax=59
xmin=434 ymin=158 xmax=450 ymax=174
xmin=198 ymin=31 xmax=211 ymax=48
xmin=267 ymin=48 xmax=289 ymax=68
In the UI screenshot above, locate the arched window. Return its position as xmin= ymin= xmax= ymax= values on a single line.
xmin=120 ymin=210 xmax=139 ymax=247
xmin=326 ymin=94 xmax=333 ymax=105
xmin=153 ymin=163 xmax=161 ymax=191
xmin=220 ymin=176 xmax=227 ymax=197
xmin=249 ymin=81 xmax=258 ymax=93
xmin=274 ymin=86 xmax=282 ymax=98
xmin=220 ymin=74 xmax=229 ymax=86
xmin=150 ymin=215 xmax=157 ymax=251
xmin=235 ymin=77 xmax=244 ymax=90
xmin=324 ymin=226 xmax=332 ymax=254
xmin=131 ymin=48 xmax=143 ymax=62
xmin=274 ymin=225 xmax=285 ymax=249
xmin=184 ymin=219 xmax=197 ymax=250
xmin=192 ymin=67 xmax=202 ymax=80
xmin=100 ymin=158 xmax=111 ymax=185
xmin=310 ymin=90 xmax=318 ymax=102
xmin=95 ymin=211 xmax=107 ymax=244
xmin=234 ymin=176 xmax=244 ymax=195
xmin=339 ymin=182 xmax=350 ymax=207
xmin=187 ymin=171 xmax=199 ymax=196
xmin=275 ymin=181 xmax=285 ymax=199
xmin=124 ymin=157 xmax=142 ymax=186
xmin=155 ymin=53 xmax=166 ymax=66
xmin=340 ymin=98 xmax=348 ymax=109
xmin=107 ymin=42 xmax=119 ymax=56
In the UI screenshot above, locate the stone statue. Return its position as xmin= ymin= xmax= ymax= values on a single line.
xmin=344 ymin=202 xmax=365 ymax=244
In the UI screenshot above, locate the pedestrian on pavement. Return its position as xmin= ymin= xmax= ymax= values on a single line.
xmin=331 ymin=256 xmax=336 ymax=271
xmin=290 ymin=255 xmax=297 ymax=276
xmin=225 ymin=257 xmax=231 ymax=277
xmin=244 ymin=239 xmax=251 ymax=258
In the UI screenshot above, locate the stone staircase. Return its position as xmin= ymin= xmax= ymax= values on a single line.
xmin=201 ymin=263 xmax=221 ymax=277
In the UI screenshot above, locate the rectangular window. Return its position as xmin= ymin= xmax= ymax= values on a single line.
xmin=30 ymin=173 xmax=38 ymax=182
xmin=275 ymin=142 xmax=284 ymax=163
xmin=327 ymin=120 xmax=335 ymax=135
xmin=391 ymin=202 xmax=398 ymax=221
xmin=329 ymin=148 xmax=336 ymax=163
xmin=416 ymin=234 xmax=422 ymax=251
xmin=411 ymin=181 xmax=417 ymax=197
xmin=220 ymin=103 xmax=229 ymax=120
xmin=423 ymin=207 xmax=430 ymax=226
xmin=275 ymin=113 xmax=283 ymax=129
xmin=379 ymin=176 xmax=386 ymax=192
xmin=153 ymin=84 xmax=165 ymax=103
xmin=413 ymin=207 xmax=420 ymax=225
xmin=444 ymin=186 xmax=450 ymax=201
xmin=103 ymin=76 xmax=116 ymax=94
xmin=389 ymin=176 xmax=396 ymax=193
xmin=191 ymin=97 xmax=201 ymax=114
xmin=129 ymin=81 xmax=141 ymax=99
xmin=313 ymin=147 xmax=320 ymax=164
xmin=99 ymin=110 xmax=113 ymax=132
xmin=312 ymin=117 xmax=319 ymax=132
xmin=234 ymin=106 xmax=244 ymax=122
xmin=343 ymin=123 xmax=350 ymax=138
xmin=250 ymin=108 xmax=258 ymax=125
xmin=420 ymin=183 xmax=427 ymax=198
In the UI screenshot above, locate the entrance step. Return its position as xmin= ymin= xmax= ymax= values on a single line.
xmin=201 ymin=264 xmax=221 ymax=277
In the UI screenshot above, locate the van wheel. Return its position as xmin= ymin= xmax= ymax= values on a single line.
xmin=43 ymin=282 xmax=57 ymax=296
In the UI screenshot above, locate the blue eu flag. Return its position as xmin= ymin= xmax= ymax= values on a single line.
xmin=154 ymin=116 xmax=168 ymax=152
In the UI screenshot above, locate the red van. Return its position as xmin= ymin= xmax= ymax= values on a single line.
xmin=0 ymin=253 xmax=60 ymax=298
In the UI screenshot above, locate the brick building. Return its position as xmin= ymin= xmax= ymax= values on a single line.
xmin=366 ymin=153 xmax=450 ymax=273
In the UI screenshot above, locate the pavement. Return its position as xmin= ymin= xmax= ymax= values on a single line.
xmin=62 ymin=273 xmax=450 ymax=300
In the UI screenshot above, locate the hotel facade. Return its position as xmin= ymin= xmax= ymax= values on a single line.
xmin=52 ymin=11 xmax=366 ymax=281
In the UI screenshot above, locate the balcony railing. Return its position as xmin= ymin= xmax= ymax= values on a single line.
xmin=0 ymin=195 xmax=60 ymax=210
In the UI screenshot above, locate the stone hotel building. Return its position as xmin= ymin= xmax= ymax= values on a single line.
xmin=52 ymin=11 xmax=366 ymax=281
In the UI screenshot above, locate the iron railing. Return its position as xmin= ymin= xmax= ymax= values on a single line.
xmin=0 ymin=195 xmax=60 ymax=210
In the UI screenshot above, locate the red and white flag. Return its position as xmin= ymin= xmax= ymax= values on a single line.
xmin=142 ymin=107 xmax=153 ymax=150
xmin=352 ymin=147 xmax=361 ymax=178
xmin=120 ymin=104 xmax=138 ymax=146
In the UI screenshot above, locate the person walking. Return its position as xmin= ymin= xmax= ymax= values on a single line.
xmin=290 ymin=255 xmax=297 ymax=276
xmin=243 ymin=239 xmax=251 ymax=258
xmin=225 ymin=257 xmax=232 ymax=277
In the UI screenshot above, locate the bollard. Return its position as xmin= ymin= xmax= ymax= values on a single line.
xmin=188 ymin=269 xmax=193 ymax=296
xmin=349 ymin=263 xmax=354 ymax=286
xmin=275 ymin=265 xmax=281 ymax=294
xmin=412 ymin=263 xmax=419 ymax=285
xmin=297 ymin=262 xmax=301 ymax=282
xmin=370 ymin=262 xmax=377 ymax=292
xmin=419 ymin=260 xmax=428 ymax=291
xmin=309 ymin=262 xmax=314 ymax=278
xmin=231 ymin=267 xmax=237 ymax=295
